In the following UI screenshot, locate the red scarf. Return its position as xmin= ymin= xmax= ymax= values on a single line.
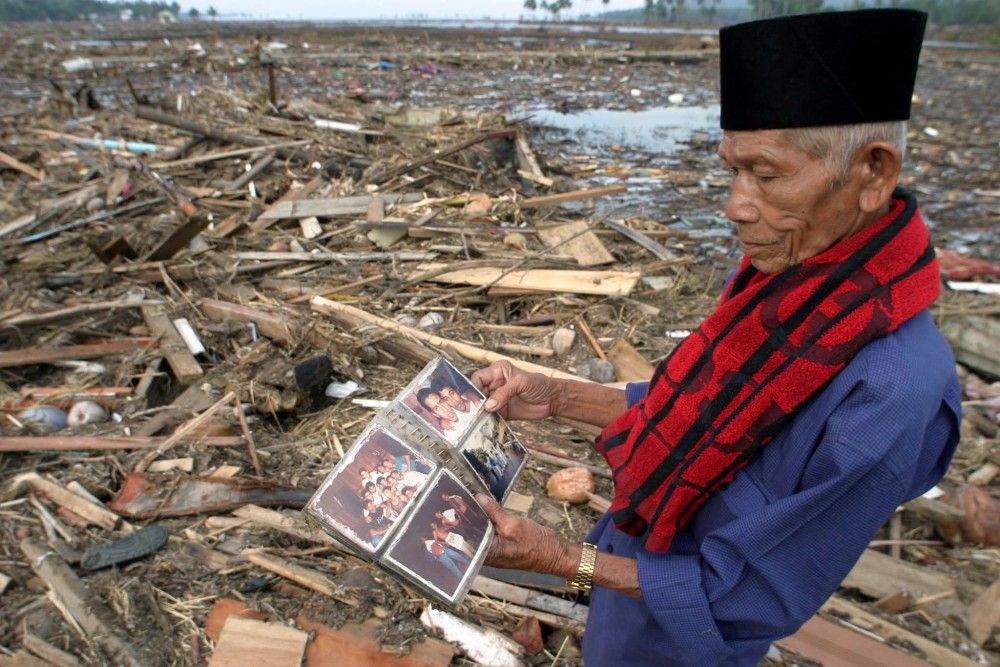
xmin=596 ymin=190 xmax=940 ymax=552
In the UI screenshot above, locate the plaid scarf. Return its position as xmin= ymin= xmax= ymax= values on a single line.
xmin=596 ymin=190 xmax=940 ymax=552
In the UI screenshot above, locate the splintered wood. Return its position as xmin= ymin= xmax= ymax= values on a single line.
xmin=537 ymin=220 xmax=614 ymax=267
xmin=209 ymin=616 xmax=308 ymax=667
xmin=411 ymin=264 xmax=641 ymax=296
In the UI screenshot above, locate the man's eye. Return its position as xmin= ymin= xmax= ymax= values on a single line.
xmin=756 ymin=173 xmax=779 ymax=182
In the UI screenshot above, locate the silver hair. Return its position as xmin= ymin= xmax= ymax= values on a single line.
xmin=787 ymin=121 xmax=908 ymax=183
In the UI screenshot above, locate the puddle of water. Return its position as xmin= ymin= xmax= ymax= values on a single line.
xmin=528 ymin=104 xmax=720 ymax=154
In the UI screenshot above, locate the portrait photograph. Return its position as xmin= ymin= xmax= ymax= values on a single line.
xmin=460 ymin=414 xmax=527 ymax=502
xmin=305 ymin=425 xmax=434 ymax=553
xmin=384 ymin=470 xmax=491 ymax=603
xmin=400 ymin=357 xmax=485 ymax=447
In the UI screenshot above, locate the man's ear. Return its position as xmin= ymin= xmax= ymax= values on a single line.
xmin=856 ymin=141 xmax=903 ymax=214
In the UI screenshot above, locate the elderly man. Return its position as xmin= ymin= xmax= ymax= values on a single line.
xmin=472 ymin=9 xmax=960 ymax=666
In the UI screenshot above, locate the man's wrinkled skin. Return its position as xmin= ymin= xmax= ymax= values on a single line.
xmin=470 ymin=131 xmax=904 ymax=597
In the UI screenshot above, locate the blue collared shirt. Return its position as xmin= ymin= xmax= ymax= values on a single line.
xmin=583 ymin=310 xmax=961 ymax=667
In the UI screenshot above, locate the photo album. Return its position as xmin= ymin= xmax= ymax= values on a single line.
xmin=303 ymin=357 xmax=529 ymax=605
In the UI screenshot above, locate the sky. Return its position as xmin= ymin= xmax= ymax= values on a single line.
xmin=187 ymin=0 xmax=625 ymax=20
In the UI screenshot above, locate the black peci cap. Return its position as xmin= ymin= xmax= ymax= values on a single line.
xmin=719 ymin=9 xmax=927 ymax=131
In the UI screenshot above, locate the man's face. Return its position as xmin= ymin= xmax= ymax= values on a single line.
xmin=439 ymin=386 xmax=465 ymax=410
xmin=719 ymin=130 xmax=868 ymax=274
xmin=422 ymin=392 xmax=456 ymax=422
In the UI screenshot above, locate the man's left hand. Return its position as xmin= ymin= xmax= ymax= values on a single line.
xmin=477 ymin=493 xmax=576 ymax=579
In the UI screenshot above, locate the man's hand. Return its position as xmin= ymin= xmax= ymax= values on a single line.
xmin=477 ymin=493 xmax=576 ymax=578
xmin=471 ymin=361 xmax=563 ymax=421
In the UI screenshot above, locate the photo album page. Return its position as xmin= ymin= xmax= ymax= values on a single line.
xmin=303 ymin=357 xmax=528 ymax=605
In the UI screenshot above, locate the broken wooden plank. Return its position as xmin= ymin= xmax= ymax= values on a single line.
xmin=136 ymin=383 xmax=212 ymax=437
xmin=606 ymin=339 xmax=655 ymax=382
xmin=9 ymin=473 xmax=125 ymax=531
xmin=20 ymin=538 xmax=144 ymax=667
xmin=518 ymin=185 xmax=626 ymax=209
xmin=779 ymin=615 xmax=930 ymax=667
xmin=471 ymin=576 xmax=587 ymax=623
xmin=0 ymin=301 xmax=156 ymax=329
xmin=298 ymin=616 xmax=455 ymax=667
xmin=141 ymin=304 xmax=203 ymax=384
xmin=0 ymin=183 xmax=102 ymax=238
xmin=150 ymin=140 xmax=309 ymax=169
xmin=0 ymin=149 xmax=45 ymax=181
xmin=146 ymin=215 xmax=211 ymax=261
xmin=968 ymin=578 xmax=1000 ymax=646
xmin=940 ymin=316 xmax=999 ymax=380
xmin=843 ymin=549 xmax=955 ymax=601
xmin=233 ymin=250 xmax=435 ymax=263
xmin=412 ymin=264 xmax=640 ymax=296
xmin=231 ymin=504 xmax=338 ymax=547
xmin=311 ymin=297 xmax=584 ymax=381
xmin=0 ymin=436 xmax=242 ymax=452
xmin=370 ymin=129 xmax=516 ymax=185
xmin=602 ymin=219 xmax=679 ymax=261
xmin=537 ymin=220 xmax=614 ymax=267
xmin=514 ymin=131 xmax=552 ymax=187
xmin=208 ymin=616 xmax=307 ymax=667
xmin=250 ymin=177 xmax=324 ymax=232
xmin=257 ymin=193 xmax=425 ymax=221
xmin=0 ymin=339 xmax=151 ymax=368
xmin=243 ymin=550 xmax=345 ymax=600
xmin=820 ymin=596 xmax=980 ymax=667
xmin=299 ymin=216 xmax=322 ymax=239
xmin=21 ymin=632 xmax=82 ymax=667
xmin=134 ymin=390 xmax=236 ymax=472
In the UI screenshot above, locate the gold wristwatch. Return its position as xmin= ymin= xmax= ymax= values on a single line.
xmin=568 ymin=542 xmax=598 ymax=592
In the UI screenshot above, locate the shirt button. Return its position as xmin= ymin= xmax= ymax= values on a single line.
xmin=606 ymin=544 xmax=614 ymax=553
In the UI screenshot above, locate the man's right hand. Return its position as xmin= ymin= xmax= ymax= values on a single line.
xmin=471 ymin=361 xmax=562 ymax=421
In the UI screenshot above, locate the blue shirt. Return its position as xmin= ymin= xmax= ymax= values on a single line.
xmin=583 ymin=310 xmax=961 ymax=667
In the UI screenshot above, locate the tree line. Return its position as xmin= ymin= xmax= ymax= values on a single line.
xmin=0 ymin=0 xmax=220 ymax=21
xmin=529 ymin=0 xmax=997 ymax=24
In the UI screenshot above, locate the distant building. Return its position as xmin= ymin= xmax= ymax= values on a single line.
xmin=157 ymin=9 xmax=177 ymax=23
xmin=120 ymin=8 xmax=133 ymax=21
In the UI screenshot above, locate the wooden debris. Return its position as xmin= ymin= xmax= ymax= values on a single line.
xmin=843 ymin=549 xmax=956 ymax=601
xmin=21 ymin=632 xmax=83 ymax=667
xmin=140 ymin=304 xmax=203 ymax=384
xmin=134 ymin=390 xmax=236 ymax=471
xmin=0 ymin=149 xmax=45 ymax=181
xmin=0 ymin=436 xmax=241 ymax=453
xmin=940 ymin=316 xmax=999 ymax=379
xmin=243 ymin=550 xmax=365 ymax=611
xmin=205 ymin=599 xmax=271 ymax=642
xmin=602 ymin=219 xmax=679 ymax=261
xmin=0 ymin=339 xmax=151 ymax=369
xmin=299 ymin=615 xmax=455 ymax=667
xmin=820 ymin=596 xmax=980 ymax=667
xmin=0 ymin=571 xmax=10 ymax=596
xmin=8 ymin=473 xmax=125 ymax=532
xmin=257 ymin=193 xmax=425 ymax=221
xmin=967 ymin=579 xmax=1000 ymax=646
xmin=779 ymin=614 xmax=930 ymax=667
xmin=311 ymin=297 xmax=584 ymax=381
xmin=209 ymin=616 xmax=308 ymax=667
xmin=537 ymin=220 xmax=614 ymax=266
xmin=518 ymin=185 xmax=626 ymax=209
xmin=412 ymin=264 xmax=641 ymax=296
xmin=20 ymin=538 xmax=145 ymax=667
xmin=606 ymin=339 xmax=655 ymax=382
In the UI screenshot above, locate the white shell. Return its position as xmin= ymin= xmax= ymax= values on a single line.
xmin=551 ymin=326 xmax=576 ymax=356
xmin=67 ymin=401 xmax=109 ymax=427
xmin=17 ymin=406 xmax=68 ymax=431
xmin=395 ymin=314 xmax=418 ymax=328
xmin=418 ymin=312 xmax=445 ymax=331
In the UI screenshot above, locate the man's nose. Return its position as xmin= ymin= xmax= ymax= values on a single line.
xmin=724 ymin=175 xmax=759 ymax=226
